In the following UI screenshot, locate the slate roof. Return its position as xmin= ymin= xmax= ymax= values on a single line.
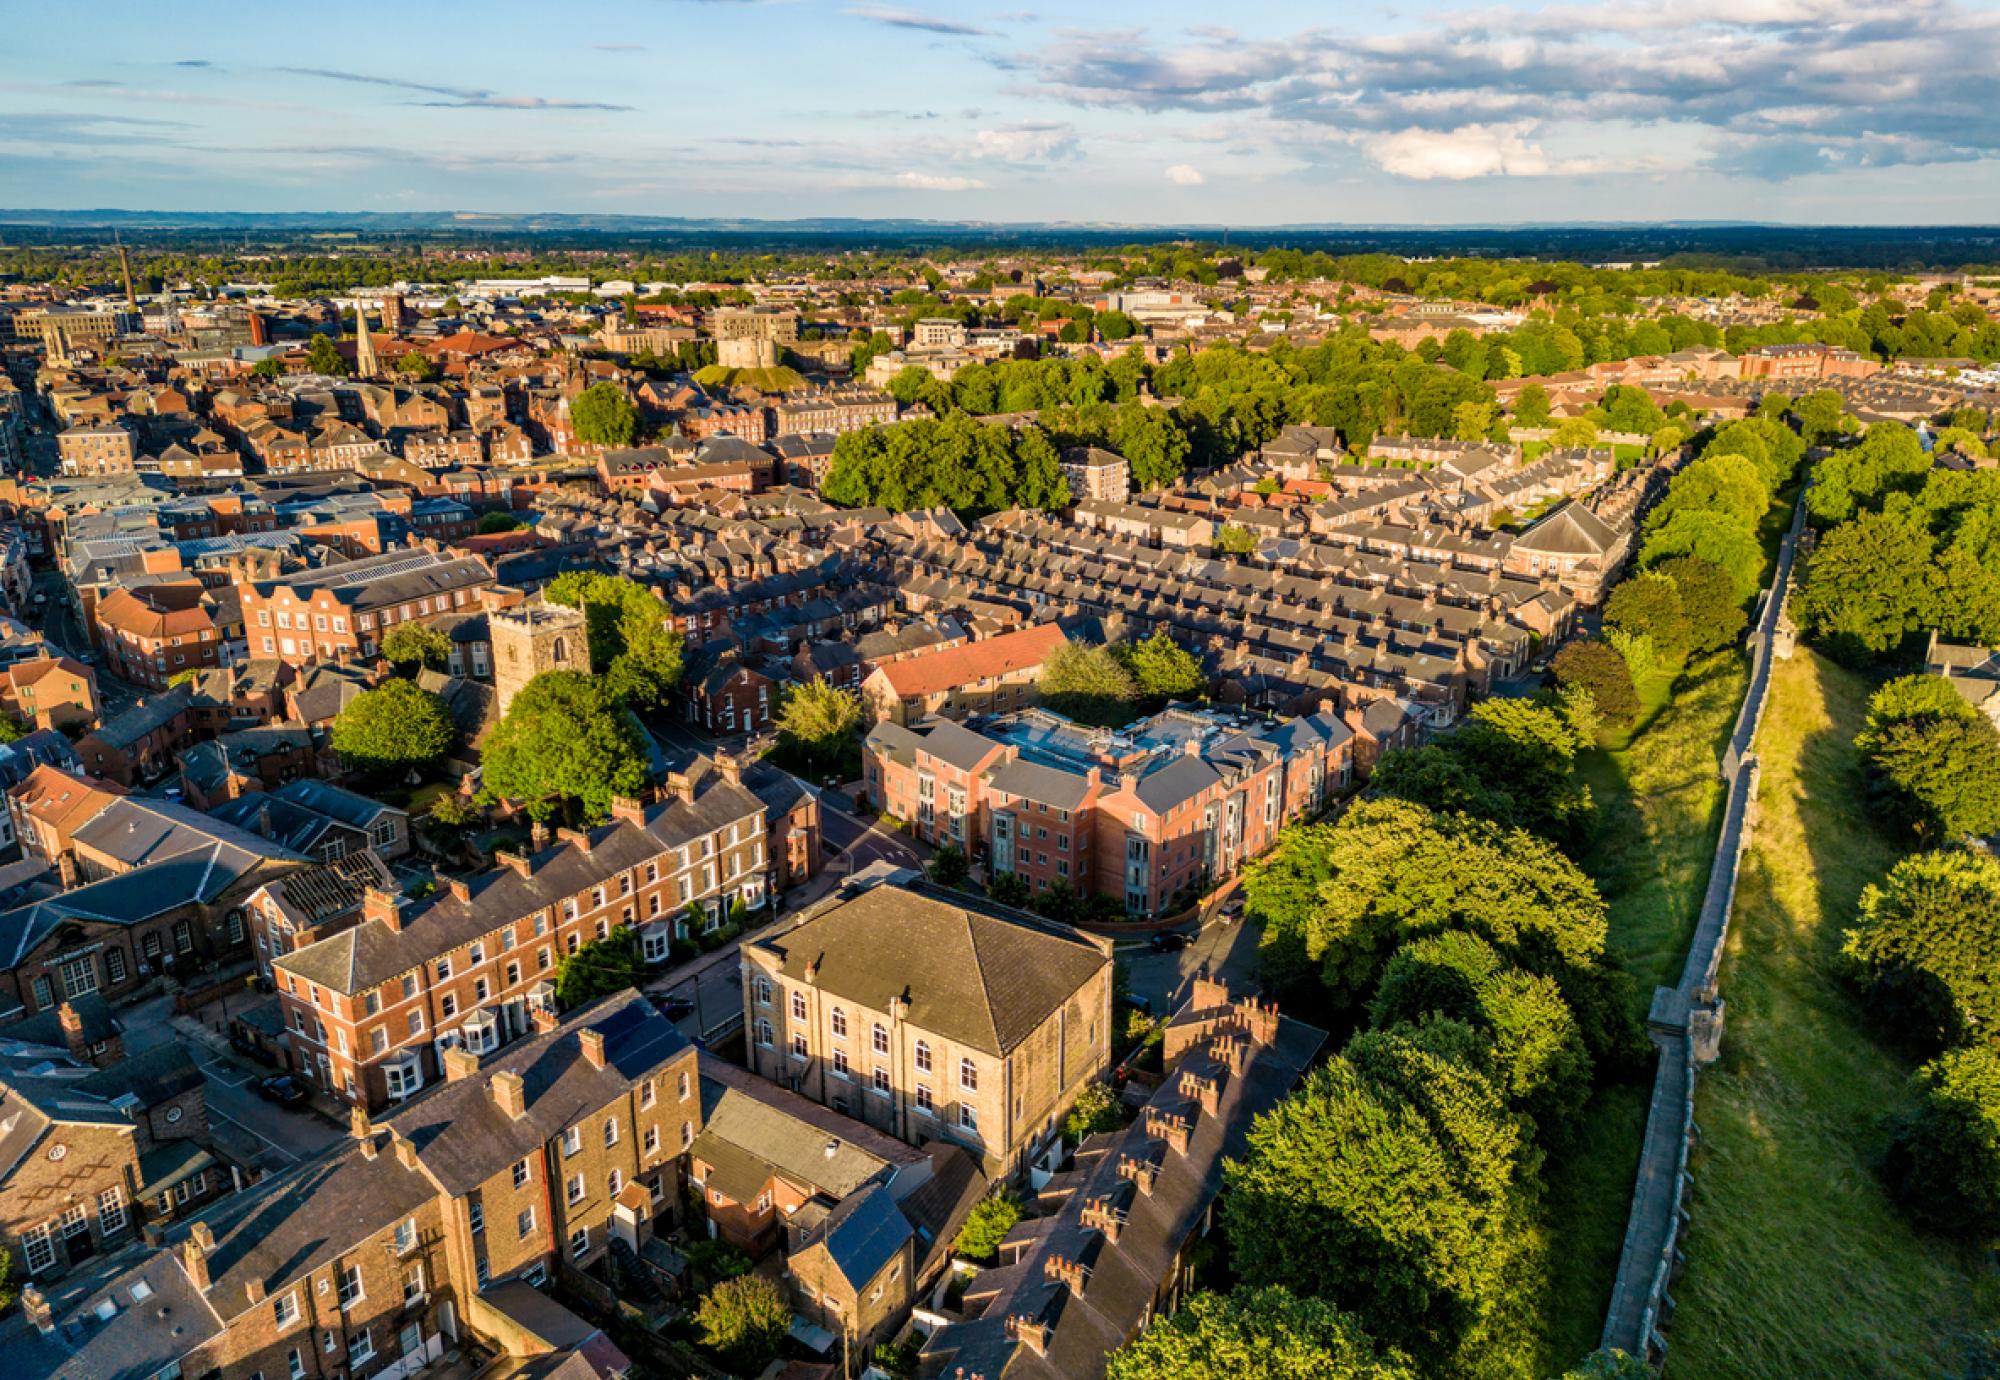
xmin=278 ymin=770 xmax=761 ymax=994
xmin=753 ymin=881 xmax=1110 ymax=1058
xmin=380 ymin=991 xmax=690 ymax=1196
xmin=691 ymin=1057 xmax=916 ymax=1206
xmin=0 ymin=1243 xmax=222 ymax=1380
xmin=985 ymin=757 xmax=1092 ymax=811
xmin=810 ymin=1182 xmax=912 ymax=1290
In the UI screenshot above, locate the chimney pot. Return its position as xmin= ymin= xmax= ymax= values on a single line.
xmin=363 ymin=886 xmax=406 ymax=932
xmin=579 ymin=1028 xmax=606 ymax=1069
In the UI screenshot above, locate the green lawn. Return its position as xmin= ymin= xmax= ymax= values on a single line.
xmin=1666 ymin=651 xmax=1999 ymax=1378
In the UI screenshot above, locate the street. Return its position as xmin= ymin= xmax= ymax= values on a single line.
xmin=31 ymin=568 xmax=144 ymax=718
xmin=1120 ymin=909 xmax=1264 ymax=1019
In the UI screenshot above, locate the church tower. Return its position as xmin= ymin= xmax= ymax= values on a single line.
xmin=354 ymin=303 xmax=380 ymax=378
xmin=490 ymin=603 xmax=588 ymax=718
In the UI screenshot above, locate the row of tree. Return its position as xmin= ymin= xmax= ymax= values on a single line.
xmin=1842 ymin=676 xmax=2000 ymax=1239
xmin=820 ymin=412 xmax=1073 ymax=515
xmin=1796 ymin=425 xmax=2000 ymax=656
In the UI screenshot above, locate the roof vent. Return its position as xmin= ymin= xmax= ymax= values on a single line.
xmin=824 ymin=1138 xmax=840 ymax=1159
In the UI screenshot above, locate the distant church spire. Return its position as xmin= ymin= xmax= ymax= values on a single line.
xmin=354 ymin=303 xmax=380 ymax=378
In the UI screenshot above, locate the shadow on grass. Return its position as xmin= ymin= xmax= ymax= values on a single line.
xmin=1665 ymin=653 xmax=2000 ymax=1380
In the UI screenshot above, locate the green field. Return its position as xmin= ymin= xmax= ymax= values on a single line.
xmin=1664 ymin=652 xmax=1999 ymax=1378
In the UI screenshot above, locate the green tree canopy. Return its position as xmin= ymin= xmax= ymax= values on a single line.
xmin=543 ymin=574 xmax=685 ymax=709
xmin=1844 ymin=849 xmax=2000 ymax=1049
xmin=395 ymin=350 xmax=439 ymax=382
xmin=306 ymin=333 xmax=348 ymax=377
xmin=695 ymin=1274 xmax=791 ymax=1377
xmin=955 ymin=1193 xmax=1023 ymax=1261
xmin=1369 ymin=930 xmax=1593 ymax=1141
xmin=1122 ymin=630 xmax=1207 ymax=702
xmin=1884 ymin=1045 xmax=2000 ymax=1239
xmin=330 ymin=678 xmax=454 ymax=778
xmin=1863 ymin=711 xmax=2000 ymax=842
xmin=1039 ymin=641 xmax=1142 ymax=727
xmin=777 ymin=676 xmax=864 ymax=764
xmin=1639 ymin=508 xmax=1764 ymax=600
xmin=1655 ymin=555 xmax=1748 ymax=654
xmin=1809 ymin=421 xmax=1931 ymax=526
xmin=553 ymin=925 xmax=645 ymax=1008
xmin=570 ymin=381 xmax=639 ymax=448
xmin=1371 ymin=699 xmax=1593 ymax=851
xmin=1552 ymin=639 xmax=1640 ymax=722
xmin=1223 ymin=1022 xmax=1533 ymax=1372
xmin=1604 ymin=572 xmax=1693 ymax=670
xmin=381 ymin=622 xmax=452 ymax=672
xmin=1106 ymin=1287 xmax=1416 ymax=1380
xmin=1646 ymin=452 xmax=1771 ymax=533
xmin=1795 ymin=510 xmax=1941 ymax=657
xmin=481 ymin=671 xmax=649 ymax=822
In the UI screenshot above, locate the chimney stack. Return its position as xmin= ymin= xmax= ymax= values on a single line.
xmin=20 ymin=1286 xmax=52 ymax=1335
xmin=496 ymin=849 xmax=532 ymax=878
xmin=1004 ymin=1314 xmax=1050 ymax=1357
xmin=557 ymin=827 xmax=593 ymax=854
xmin=1144 ymin=1108 xmax=1191 ymax=1157
xmin=363 ymin=887 xmax=406 ymax=933
xmin=446 ymin=877 xmax=472 ymax=904
xmin=1079 ymin=1195 xmax=1125 ymax=1243
xmin=715 ymin=753 xmax=742 ymax=787
xmin=183 ymin=1223 xmax=214 ymax=1291
xmin=442 ymin=1046 xmax=481 ymax=1083
xmin=57 ymin=1001 xmax=88 ymax=1062
xmin=531 ymin=821 xmax=550 ymax=851
xmin=492 ymin=1070 xmax=527 ymax=1118
xmin=531 ymin=1005 xmax=561 ymax=1034
xmin=1178 ymin=1070 xmax=1222 ymax=1119
xmin=609 ymin=795 xmax=646 ymax=826
xmin=1043 ymin=1253 xmax=1090 ymax=1299
xmin=350 ymin=1104 xmax=372 ymax=1140
xmin=1116 ymin=1154 xmax=1157 ymax=1197
xmin=578 ymin=1028 xmax=606 ymax=1070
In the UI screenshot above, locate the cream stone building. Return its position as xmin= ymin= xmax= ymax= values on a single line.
xmin=739 ymin=877 xmax=1115 ymax=1180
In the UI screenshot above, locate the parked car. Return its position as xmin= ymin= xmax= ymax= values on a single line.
xmin=255 ymin=1075 xmax=308 ymax=1107
xmin=1148 ymin=930 xmax=1191 ymax=953
xmin=652 ymin=994 xmax=696 ymax=1021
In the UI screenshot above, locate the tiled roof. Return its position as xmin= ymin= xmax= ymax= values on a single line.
xmin=873 ymin=623 xmax=1068 ymax=700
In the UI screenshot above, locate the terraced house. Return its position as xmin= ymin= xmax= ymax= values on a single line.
xmin=236 ymin=547 xmax=495 ymax=666
xmin=273 ymin=758 xmax=766 ymax=1110
xmin=0 ymin=993 xmax=688 ymax=1380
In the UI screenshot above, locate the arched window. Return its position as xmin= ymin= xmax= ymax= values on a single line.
xmin=914 ymin=1040 xmax=932 ymax=1073
xmin=551 ymin=636 xmax=566 ymax=662
xmin=960 ymin=1057 xmax=978 ymax=1092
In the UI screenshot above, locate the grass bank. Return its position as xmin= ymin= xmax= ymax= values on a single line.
xmin=1664 ymin=651 xmax=1999 ymax=1377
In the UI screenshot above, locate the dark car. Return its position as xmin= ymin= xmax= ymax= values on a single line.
xmin=652 ymin=994 xmax=696 ymax=1021
xmin=256 ymin=1075 xmax=308 ymax=1107
xmin=1148 ymin=931 xmax=1191 ymax=953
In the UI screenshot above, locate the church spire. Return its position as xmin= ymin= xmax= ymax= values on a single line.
xmin=354 ymin=302 xmax=380 ymax=378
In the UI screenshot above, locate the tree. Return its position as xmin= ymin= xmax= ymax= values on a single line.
xmin=1106 ymin=1287 xmax=1416 ymax=1380
xmin=777 ymin=676 xmax=864 ymax=765
xmin=481 ymin=671 xmax=649 ymax=822
xmin=1513 ymin=384 xmax=1552 ymax=428
xmin=1604 ymin=573 xmax=1693 ymax=669
xmin=1063 ymin=1080 xmax=1124 ymax=1141
xmin=1549 ymin=417 xmax=1600 ymax=449
xmin=544 ymin=573 xmax=684 ymax=708
xmin=696 ymin=1274 xmax=791 ymax=1376
xmin=426 ymin=792 xmax=482 ymax=834
xmin=1038 ymin=641 xmax=1141 ymax=727
xmin=395 ymin=351 xmax=439 ymax=382
xmin=1810 ymin=421 xmax=1931 ymax=526
xmin=1370 ymin=931 xmax=1593 ymax=1141
xmin=1858 ymin=674 xmax=1979 ymax=752
xmin=251 ymin=356 xmax=284 ymax=380
xmin=1372 ymin=699 xmax=1593 ymax=851
xmin=988 ymin=870 xmax=1032 ymax=907
xmin=1646 ymin=452 xmax=1770 ymax=533
xmin=1553 ymin=639 xmax=1639 ymax=721
xmin=929 ymin=844 xmax=968 ymax=888
xmin=477 ymin=511 xmax=526 ymax=535
xmin=1222 ymin=1024 xmax=1532 ymax=1371
xmin=381 ymin=622 xmax=452 ymax=672
xmin=1217 ymin=523 xmax=1260 ymax=555
xmin=1123 ymin=631 xmax=1207 ymax=702
xmin=1844 ymin=849 xmax=2000 ymax=1049
xmin=1639 ymin=508 xmax=1764 ymax=601
xmin=1864 ymin=712 xmax=2000 ymax=842
xmin=569 ymin=381 xmax=639 ymax=448
xmin=553 ymin=925 xmax=646 ymax=1007
xmin=306 ymin=333 xmax=348 ymax=377
xmin=1656 ymin=556 xmax=1747 ymax=654
xmin=1795 ymin=511 xmax=1941 ymax=658
xmin=330 ymin=679 xmax=455 ymax=779
xmin=955 ymin=1193 xmax=1023 ymax=1261
xmin=1883 ymin=1045 xmax=2000 ymax=1238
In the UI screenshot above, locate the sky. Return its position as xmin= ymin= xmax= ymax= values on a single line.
xmin=6 ymin=0 xmax=2000 ymax=225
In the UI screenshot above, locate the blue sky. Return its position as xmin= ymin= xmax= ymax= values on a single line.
xmin=6 ymin=0 xmax=2000 ymax=224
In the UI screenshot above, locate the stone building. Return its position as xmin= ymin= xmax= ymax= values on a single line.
xmin=740 ymin=877 xmax=1115 ymax=1180
xmin=491 ymin=602 xmax=588 ymax=717
xmin=709 ymin=306 xmax=800 ymax=370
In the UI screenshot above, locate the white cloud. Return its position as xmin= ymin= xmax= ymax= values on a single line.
xmin=1163 ymin=163 xmax=1205 ymax=185
xmin=894 ymin=171 xmax=987 ymax=190
xmin=965 ymin=122 xmax=1079 ymax=161
xmin=1362 ymin=123 xmax=1562 ymax=180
